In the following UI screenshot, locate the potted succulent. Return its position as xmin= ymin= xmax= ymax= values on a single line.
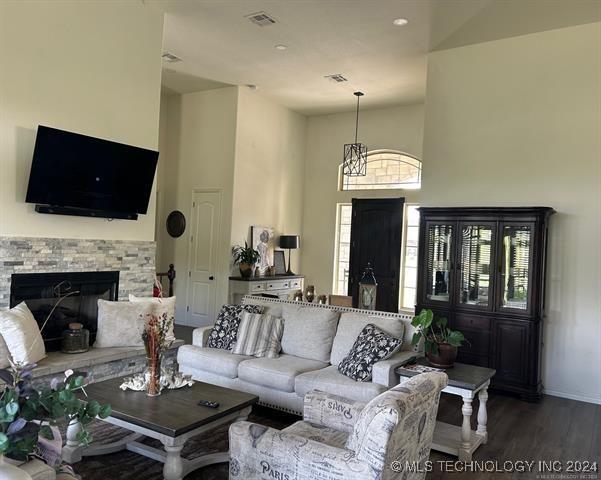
xmin=0 ymin=362 xmax=111 ymax=479
xmin=232 ymin=242 xmax=260 ymax=278
xmin=411 ymin=309 xmax=468 ymax=368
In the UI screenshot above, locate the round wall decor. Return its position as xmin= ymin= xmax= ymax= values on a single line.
xmin=166 ymin=210 xmax=186 ymax=238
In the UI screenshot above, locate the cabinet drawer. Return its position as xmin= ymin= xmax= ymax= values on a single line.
xmin=289 ymin=279 xmax=303 ymax=289
xmin=453 ymin=314 xmax=491 ymax=331
xmin=266 ymin=280 xmax=290 ymax=291
xmin=250 ymin=282 xmax=266 ymax=292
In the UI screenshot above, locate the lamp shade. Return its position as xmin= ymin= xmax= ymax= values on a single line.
xmin=279 ymin=235 xmax=300 ymax=249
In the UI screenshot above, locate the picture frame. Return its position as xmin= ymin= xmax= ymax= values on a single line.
xmin=250 ymin=226 xmax=275 ymax=275
xmin=274 ymin=250 xmax=286 ymax=275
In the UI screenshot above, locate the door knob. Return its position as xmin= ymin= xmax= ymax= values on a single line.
xmin=209 ymin=276 xmax=215 ymax=280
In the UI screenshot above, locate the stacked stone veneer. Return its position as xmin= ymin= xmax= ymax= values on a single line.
xmin=0 ymin=236 xmax=156 ymax=309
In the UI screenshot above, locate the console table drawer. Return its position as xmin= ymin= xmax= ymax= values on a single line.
xmin=266 ymin=280 xmax=290 ymax=291
xmin=289 ymin=279 xmax=303 ymax=289
xmin=250 ymin=282 xmax=266 ymax=292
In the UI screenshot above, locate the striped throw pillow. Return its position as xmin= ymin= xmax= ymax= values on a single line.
xmin=232 ymin=312 xmax=284 ymax=358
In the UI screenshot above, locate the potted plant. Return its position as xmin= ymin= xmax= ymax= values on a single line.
xmin=411 ymin=309 xmax=468 ymax=368
xmin=232 ymin=242 xmax=260 ymax=278
xmin=0 ymin=362 xmax=111 ymax=479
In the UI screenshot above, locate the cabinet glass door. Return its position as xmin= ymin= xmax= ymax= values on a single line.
xmin=500 ymin=224 xmax=533 ymax=312
xmin=425 ymin=223 xmax=454 ymax=303
xmin=458 ymin=224 xmax=494 ymax=309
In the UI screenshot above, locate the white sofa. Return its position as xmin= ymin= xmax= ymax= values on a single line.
xmin=177 ymin=296 xmax=418 ymax=414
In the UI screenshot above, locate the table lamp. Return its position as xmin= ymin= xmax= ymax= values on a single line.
xmin=279 ymin=235 xmax=300 ymax=275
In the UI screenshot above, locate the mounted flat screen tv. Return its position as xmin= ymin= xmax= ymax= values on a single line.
xmin=26 ymin=125 xmax=159 ymax=220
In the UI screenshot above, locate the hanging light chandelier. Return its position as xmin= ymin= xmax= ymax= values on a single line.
xmin=343 ymin=91 xmax=367 ymax=177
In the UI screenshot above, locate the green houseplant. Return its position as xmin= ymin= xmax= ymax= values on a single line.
xmin=411 ymin=309 xmax=468 ymax=368
xmin=0 ymin=362 xmax=110 ymax=476
xmin=232 ymin=242 xmax=260 ymax=278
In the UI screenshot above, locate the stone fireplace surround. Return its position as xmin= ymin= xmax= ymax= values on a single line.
xmin=0 ymin=236 xmax=172 ymax=386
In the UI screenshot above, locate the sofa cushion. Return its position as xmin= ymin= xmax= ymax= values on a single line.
xmin=330 ymin=312 xmax=405 ymax=366
xmin=295 ymin=365 xmax=386 ymax=403
xmin=281 ymin=305 xmax=339 ymax=362
xmin=0 ymin=302 xmax=46 ymax=365
xmin=338 ymin=324 xmax=402 ymax=382
xmin=283 ymin=420 xmax=349 ymax=449
xmin=95 ymin=299 xmax=150 ymax=348
xmin=177 ymin=345 xmax=252 ymax=379
xmin=238 ymin=354 xmax=327 ymax=392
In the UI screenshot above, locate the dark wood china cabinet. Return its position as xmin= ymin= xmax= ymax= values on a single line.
xmin=416 ymin=207 xmax=554 ymax=401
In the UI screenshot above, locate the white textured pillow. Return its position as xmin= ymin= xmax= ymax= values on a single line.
xmin=128 ymin=295 xmax=175 ymax=340
xmin=0 ymin=336 xmax=11 ymax=369
xmin=281 ymin=305 xmax=340 ymax=362
xmin=0 ymin=302 xmax=46 ymax=365
xmin=95 ymin=300 xmax=151 ymax=348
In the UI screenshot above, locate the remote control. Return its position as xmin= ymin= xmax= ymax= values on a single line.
xmin=198 ymin=399 xmax=219 ymax=408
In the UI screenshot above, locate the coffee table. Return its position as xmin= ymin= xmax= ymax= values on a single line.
xmin=396 ymin=358 xmax=496 ymax=462
xmin=62 ymin=377 xmax=258 ymax=480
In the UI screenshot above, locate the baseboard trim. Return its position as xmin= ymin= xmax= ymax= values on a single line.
xmin=543 ymin=388 xmax=601 ymax=405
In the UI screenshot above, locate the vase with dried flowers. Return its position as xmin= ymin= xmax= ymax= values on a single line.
xmin=142 ymin=311 xmax=174 ymax=397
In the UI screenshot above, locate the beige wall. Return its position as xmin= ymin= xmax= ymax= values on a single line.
xmin=422 ymin=23 xmax=601 ymax=403
xmin=156 ymin=88 xmax=239 ymax=324
xmin=0 ymin=1 xmax=164 ymax=240
xmin=300 ymin=104 xmax=425 ymax=294
xmin=231 ymin=89 xmax=307 ymax=272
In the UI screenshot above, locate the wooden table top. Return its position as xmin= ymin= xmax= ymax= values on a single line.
xmin=81 ymin=377 xmax=258 ymax=437
xmin=396 ymin=358 xmax=496 ymax=391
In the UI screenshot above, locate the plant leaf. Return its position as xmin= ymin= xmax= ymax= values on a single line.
xmin=411 ymin=332 xmax=422 ymax=346
xmin=0 ymin=433 xmax=8 ymax=453
xmin=98 ymin=404 xmax=112 ymax=419
xmin=7 ymin=418 xmax=26 ymax=435
xmin=0 ymin=369 xmax=14 ymax=385
xmin=39 ymin=425 xmax=54 ymax=440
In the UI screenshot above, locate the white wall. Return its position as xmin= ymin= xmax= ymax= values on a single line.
xmin=156 ymin=88 xmax=239 ymax=324
xmin=0 ymin=1 xmax=164 ymax=241
xmin=300 ymin=104 xmax=425 ymax=294
xmin=231 ymin=89 xmax=307 ymax=272
xmin=422 ymin=23 xmax=601 ymax=404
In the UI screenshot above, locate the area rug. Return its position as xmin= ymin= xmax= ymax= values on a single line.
xmin=64 ymin=406 xmax=297 ymax=480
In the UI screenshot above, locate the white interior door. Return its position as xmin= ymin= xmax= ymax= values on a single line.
xmin=186 ymin=190 xmax=221 ymax=327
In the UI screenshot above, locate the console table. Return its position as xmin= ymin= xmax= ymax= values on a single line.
xmin=396 ymin=359 xmax=496 ymax=462
xmin=228 ymin=275 xmax=304 ymax=304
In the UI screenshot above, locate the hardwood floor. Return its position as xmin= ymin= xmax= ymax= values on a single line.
xmin=173 ymin=324 xmax=600 ymax=478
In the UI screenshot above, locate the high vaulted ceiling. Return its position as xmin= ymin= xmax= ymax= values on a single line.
xmin=156 ymin=0 xmax=600 ymax=115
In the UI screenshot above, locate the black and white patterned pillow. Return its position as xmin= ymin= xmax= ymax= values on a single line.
xmin=207 ymin=304 xmax=264 ymax=350
xmin=338 ymin=324 xmax=402 ymax=382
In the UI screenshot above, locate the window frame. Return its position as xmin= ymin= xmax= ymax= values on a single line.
xmin=338 ymin=149 xmax=422 ymax=192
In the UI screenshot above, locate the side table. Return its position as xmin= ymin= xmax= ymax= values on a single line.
xmin=396 ymin=359 xmax=496 ymax=462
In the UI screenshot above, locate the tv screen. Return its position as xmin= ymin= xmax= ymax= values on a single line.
xmin=26 ymin=126 xmax=158 ymax=215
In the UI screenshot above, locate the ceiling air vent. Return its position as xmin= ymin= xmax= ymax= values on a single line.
xmin=245 ymin=11 xmax=277 ymax=27
xmin=162 ymin=52 xmax=181 ymax=63
xmin=325 ymin=74 xmax=348 ymax=83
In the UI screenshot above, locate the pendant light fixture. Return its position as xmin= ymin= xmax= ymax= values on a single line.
xmin=343 ymin=91 xmax=367 ymax=177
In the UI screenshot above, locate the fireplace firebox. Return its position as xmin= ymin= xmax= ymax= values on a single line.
xmin=10 ymin=271 xmax=119 ymax=351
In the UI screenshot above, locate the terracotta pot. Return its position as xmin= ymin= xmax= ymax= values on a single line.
xmin=426 ymin=343 xmax=458 ymax=369
xmin=239 ymin=263 xmax=253 ymax=278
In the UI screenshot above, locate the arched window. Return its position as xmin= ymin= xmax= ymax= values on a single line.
xmin=339 ymin=149 xmax=421 ymax=191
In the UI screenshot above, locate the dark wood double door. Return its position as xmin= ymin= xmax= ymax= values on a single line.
xmin=348 ymin=198 xmax=404 ymax=313
xmin=416 ymin=207 xmax=554 ymax=401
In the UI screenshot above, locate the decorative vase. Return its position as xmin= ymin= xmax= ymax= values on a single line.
xmin=239 ymin=262 xmax=253 ymax=278
xmin=0 ymin=456 xmax=33 ymax=480
xmin=317 ymin=294 xmax=327 ymax=304
xmin=293 ymin=291 xmax=303 ymax=301
xmin=145 ymin=353 xmax=162 ymax=397
xmin=61 ymin=322 xmax=90 ymax=354
xmin=426 ymin=343 xmax=458 ymax=369
xmin=305 ymin=285 xmax=315 ymax=303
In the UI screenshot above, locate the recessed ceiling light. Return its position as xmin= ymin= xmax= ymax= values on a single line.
xmin=393 ymin=18 xmax=409 ymax=26
xmin=274 ymin=44 xmax=287 ymax=51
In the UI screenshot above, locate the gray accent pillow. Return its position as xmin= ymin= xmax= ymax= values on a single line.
xmin=95 ymin=300 xmax=152 ymax=348
xmin=232 ymin=312 xmax=284 ymax=358
xmin=330 ymin=312 xmax=405 ymax=366
xmin=281 ymin=305 xmax=340 ymax=362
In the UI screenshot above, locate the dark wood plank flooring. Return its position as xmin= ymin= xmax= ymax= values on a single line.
xmin=173 ymin=324 xmax=600 ymax=479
